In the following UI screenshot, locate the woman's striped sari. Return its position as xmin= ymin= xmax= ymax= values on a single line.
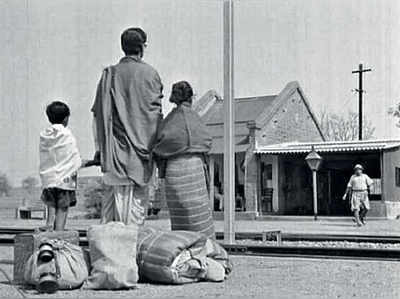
xmin=165 ymin=155 xmax=214 ymax=239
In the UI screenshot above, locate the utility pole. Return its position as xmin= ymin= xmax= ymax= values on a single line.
xmin=352 ymin=63 xmax=372 ymax=140
xmin=223 ymin=0 xmax=235 ymax=244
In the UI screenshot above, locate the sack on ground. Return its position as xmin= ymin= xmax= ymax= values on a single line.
xmin=137 ymin=227 xmax=232 ymax=284
xmin=86 ymin=222 xmax=138 ymax=290
xmin=24 ymin=239 xmax=88 ymax=290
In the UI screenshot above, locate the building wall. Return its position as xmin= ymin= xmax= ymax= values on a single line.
xmin=244 ymin=89 xmax=323 ymax=214
xmin=383 ymin=148 xmax=400 ymax=202
xmin=257 ymin=90 xmax=323 ymax=146
xmin=382 ymin=148 xmax=400 ymax=218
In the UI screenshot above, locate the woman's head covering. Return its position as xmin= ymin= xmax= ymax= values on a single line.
xmin=354 ymin=164 xmax=364 ymax=171
xmin=169 ymin=81 xmax=194 ymax=105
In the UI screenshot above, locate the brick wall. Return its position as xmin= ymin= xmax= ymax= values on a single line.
xmin=257 ymin=90 xmax=323 ymax=145
xmin=244 ymin=90 xmax=323 ymax=214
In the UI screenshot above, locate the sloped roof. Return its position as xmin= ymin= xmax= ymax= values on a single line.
xmin=198 ymin=81 xmax=325 ymax=154
xmin=255 ymin=139 xmax=400 ymax=154
xmin=202 ymin=95 xmax=278 ymax=125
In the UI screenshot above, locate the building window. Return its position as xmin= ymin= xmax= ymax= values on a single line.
xmin=396 ymin=168 xmax=400 ymax=187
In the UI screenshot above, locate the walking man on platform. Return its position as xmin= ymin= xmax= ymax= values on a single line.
xmin=91 ymin=27 xmax=163 ymax=225
xmin=343 ymin=164 xmax=373 ymax=226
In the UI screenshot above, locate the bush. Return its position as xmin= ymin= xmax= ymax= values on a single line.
xmin=22 ymin=176 xmax=39 ymax=191
xmin=0 ymin=173 xmax=11 ymax=197
xmin=82 ymin=178 xmax=108 ymax=219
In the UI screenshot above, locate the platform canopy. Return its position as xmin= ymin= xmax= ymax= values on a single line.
xmin=255 ymin=139 xmax=400 ymax=155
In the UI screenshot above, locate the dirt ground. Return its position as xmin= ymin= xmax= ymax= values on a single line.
xmin=0 ymin=246 xmax=400 ymax=299
xmin=1 ymin=215 xmax=400 ymax=298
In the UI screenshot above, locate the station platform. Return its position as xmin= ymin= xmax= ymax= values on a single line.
xmin=1 ymin=217 xmax=400 ymax=237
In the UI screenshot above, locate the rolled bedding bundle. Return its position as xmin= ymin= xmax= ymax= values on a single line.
xmin=137 ymin=227 xmax=232 ymax=284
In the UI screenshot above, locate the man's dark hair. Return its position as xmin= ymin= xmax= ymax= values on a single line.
xmin=132 ymin=27 xmax=147 ymax=43
xmin=46 ymin=101 xmax=70 ymax=124
xmin=121 ymin=28 xmax=146 ymax=56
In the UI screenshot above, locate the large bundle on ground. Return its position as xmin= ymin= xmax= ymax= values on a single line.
xmin=24 ymin=239 xmax=88 ymax=292
xmin=137 ymin=227 xmax=232 ymax=284
xmin=86 ymin=222 xmax=138 ymax=289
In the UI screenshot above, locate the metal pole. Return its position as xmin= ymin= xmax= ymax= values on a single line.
xmin=313 ymin=170 xmax=318 ymax=220
xmin=223 ymin=0 xmax=235 ymax=244
xmin=358 ymin=63 xmax=363 ymax=140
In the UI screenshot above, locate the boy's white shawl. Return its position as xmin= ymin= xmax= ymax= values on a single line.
xmin=39 ymin=124 xmax=81 ymax=188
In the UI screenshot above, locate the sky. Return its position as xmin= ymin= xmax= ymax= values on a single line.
xmin=1 ymin=0 xmax=400 ymax=185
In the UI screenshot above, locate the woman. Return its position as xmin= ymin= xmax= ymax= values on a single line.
xmin=152 ymin=81 xmax=214 ymax=238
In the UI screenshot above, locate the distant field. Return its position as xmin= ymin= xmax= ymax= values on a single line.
xmin=0 ymin=176 xmax=166 ymax=220
xmin=0 ymin=176 xmax=99 ymax=219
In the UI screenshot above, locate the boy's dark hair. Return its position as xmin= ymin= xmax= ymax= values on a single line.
xmin=121 ymin=27 xmax=146 ymax=56
xmin=46 ymin=101 xmax=70 ymax=124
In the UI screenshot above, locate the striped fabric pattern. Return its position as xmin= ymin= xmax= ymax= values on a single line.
xmin=137 ymin=227 xmax=207 ymax=284
xmin=165 ymin=155 xmax=214 ymax=238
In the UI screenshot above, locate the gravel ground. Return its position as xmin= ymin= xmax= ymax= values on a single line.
xmin=1 ymin=247 xmax=400 ymax=299
xmin=236 ymin=240 xmax=400 ymax=249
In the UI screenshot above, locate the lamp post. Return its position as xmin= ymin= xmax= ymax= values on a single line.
xmin=305 ymin=146 xmax=323 ymax=221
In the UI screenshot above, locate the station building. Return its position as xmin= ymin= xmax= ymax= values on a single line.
xmin=194 ymin=81 xmax=400 ymax=219
xmin=255 ymin=140 xmax=400 ymax=219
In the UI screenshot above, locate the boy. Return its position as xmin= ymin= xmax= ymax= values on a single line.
xmin=342 ymin=164 xmax=373 ymax=226
xmin=39 ymin=101 xmax=83 ymax=231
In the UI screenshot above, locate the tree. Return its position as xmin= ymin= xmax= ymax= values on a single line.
xmin=0 ymin=173 xmax=11 ymax=197
xmin=319 ymin=110 xmax=375 ymax=141
xmin=388 ymin=103 xmax=400 ymax=127
xmin=21 ymin=176 xmax=39 ymax=191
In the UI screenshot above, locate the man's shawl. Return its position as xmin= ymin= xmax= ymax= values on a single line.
xmin=92 ymin=57 xmax=163 ymax=186
xmin=152 ymin=103 xmax=212 ymax=159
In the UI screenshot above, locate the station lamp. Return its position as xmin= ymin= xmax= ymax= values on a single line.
xmin=305 ymin=146 xmax=323 ymax=220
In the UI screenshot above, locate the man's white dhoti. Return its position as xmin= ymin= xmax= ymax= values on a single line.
xmin=93 ymin=120 xmax=148 ymax=226
xmin=101 ymin=184 xmax=146 ymax=226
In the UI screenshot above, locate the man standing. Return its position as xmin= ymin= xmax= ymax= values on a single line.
xmin=343 ymin=164 xmax=373 ymax=226
xmin=91 ymin=28 xmax=163 ymax=225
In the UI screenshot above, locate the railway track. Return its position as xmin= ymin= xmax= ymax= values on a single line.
xmin=1 ymin=228 xmax=400 ymax=243
xmin=224 ymin=244 xmax=400 ymax=261
xmin=216 ymin=232 xmax=400 ymax=244
xmin=1 ymin=228 xmax=400 ymax=261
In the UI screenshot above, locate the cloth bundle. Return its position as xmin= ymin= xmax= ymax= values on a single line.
xmin=24 ymin=239 xmax=89 ymax=291
xmin=86 ymin=222 xmax=138 ymax=289
xmin=137 ymin=227 xmax=232 ymax=284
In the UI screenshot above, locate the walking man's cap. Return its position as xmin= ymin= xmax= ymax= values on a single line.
xmin=354 ymin=164 xmax=364 ymax=170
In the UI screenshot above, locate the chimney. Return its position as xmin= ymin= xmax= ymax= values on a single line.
xmin=193 ymin=90 xmax=222 ymax=117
